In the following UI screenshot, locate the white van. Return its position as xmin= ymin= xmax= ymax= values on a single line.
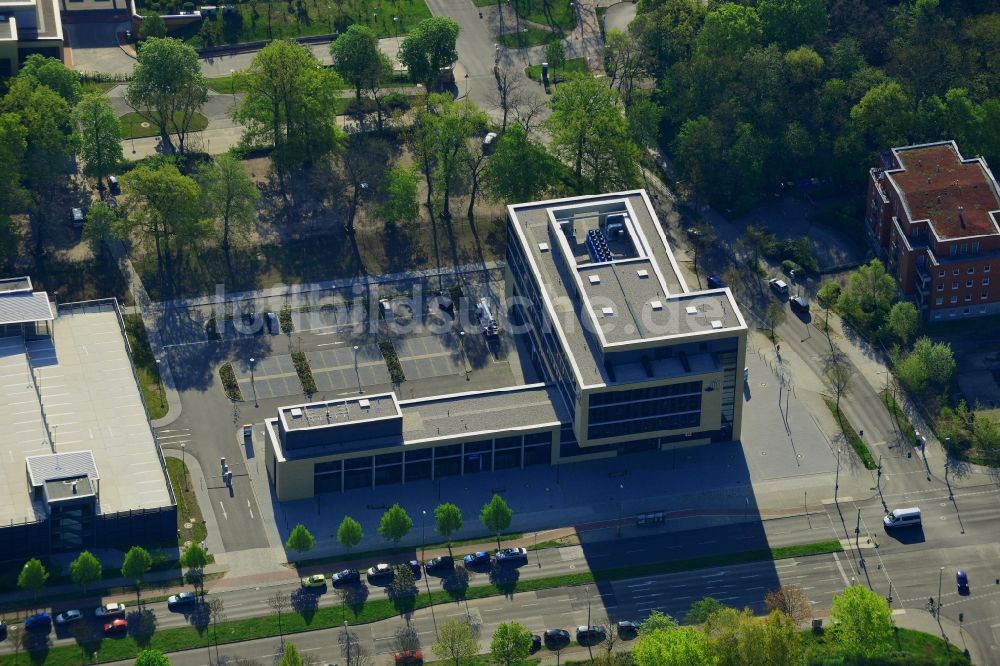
xmin=883 ymin=507 xmax=921 ymax=529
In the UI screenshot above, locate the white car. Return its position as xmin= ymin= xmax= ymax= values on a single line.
xmin=94 ymin=602 xmax=126 ymax=618
xmin=769 ymin=278 xmax=789 ymax=296
xmin=495 ymin=547 xmax=528 ymax=563
xmin=55 ymin=610 xmax=82 ymax=624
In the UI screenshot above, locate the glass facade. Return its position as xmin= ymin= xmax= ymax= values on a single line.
xmin=587 ymin=382 xmax=702 ymax=440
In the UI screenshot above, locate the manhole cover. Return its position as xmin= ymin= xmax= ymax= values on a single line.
xmin=140 ymin=121 xmax=151 ymax=128
xmin=760 ymin=451 xmax=767 ymax=456
xmin=184 ymin=522 xmax=194 ymax=529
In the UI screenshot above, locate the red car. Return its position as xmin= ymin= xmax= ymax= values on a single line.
xmin=394 ymin=651 xmax=423 ymax=665
xmin=103 ymin=618 xmax=128 ymax=636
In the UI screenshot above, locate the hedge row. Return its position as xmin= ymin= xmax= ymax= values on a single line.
xmin=279 ymin=305 xmax=294 ymax=334
xmin=292 ymin=352 xmax=317 ymax=395
xmin=219 ymin=362 xmax=242 ymax=401
xmin=379 ymin=340 xmax=406 ymax=384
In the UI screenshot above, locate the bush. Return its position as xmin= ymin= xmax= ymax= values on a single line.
xmin=219 ymin=362 xmax=242 ymax=401
xmin=279 ymin=306 xmax=293 ymax=334
xmin=781 ymin=259 xmax=803 ymax=276
xmin=379 ymin=340 xmax=405 ymax=384
xmin=291 ymin=352 xmax=317 ymax=395
xmin=384 ymin=92 xmax=410 ymax=112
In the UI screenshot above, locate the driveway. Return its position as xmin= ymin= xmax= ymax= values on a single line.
xmin=65 ymin=21 xmax=135 ymax=75
xmin=603 ymin=1 xmax=636 ymax=34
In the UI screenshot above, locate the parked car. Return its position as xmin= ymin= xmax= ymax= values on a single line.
xmin=407 ymin=560 xmax=422 ymax=578
xmin=531 ymin=634 xmax=542 ymax=653
xmin=706 ymin=275 xmax=726 ymax=289
xmin=790 ymin=295 xmax=810 ymax=313
xmin=71 ymin=207 xmax=85 ymax=228
xmin=54 ymin=610 xmax=83 ymax=625
xmin=495 ymin=547 xmax=528 ymax=563
xmin=394 ymin=650 xmax=423 ymax=665
xmin=301 ymin=574 xmax=327 ymax=588
xmin=617 ymin=620 xmax=639 ymax=639
xmin=424 ymin=556 xmax=454 ymax=574
xmin=483 ymin=132 xmax=498 ymax=151
xmin=769 ymin=278 xmax=789 ymax=296
xmin=330 ymin=568 xmax=360 ymax=586
xmin=367 ymin=563 xmax=394 ymax=584
xmin=544 ymin=628 xmax=571 ymax=649
xmin=167 ymin=592 xmax=199 ymax=608
xmin=108 ymin=175 xmax=121 ymax=195
xmin=0 ymin=620 xmax=6 ymax=640
xmin=103 ymin=618 xmax=128 ymax=636
xmin=24 ymin=612 xmax=52 ymax=632
xmin=576 ymin=625 xmax=606 ymax=645
xmin=957 ymin=570 xmax=970 ymax=595
xmin=265 ymin=311 xmax=279 ymax=334
xmin=463 ymin=551 xmax=491 ymax=567
xmin=95 ymin=603 xmax=126 ymax=618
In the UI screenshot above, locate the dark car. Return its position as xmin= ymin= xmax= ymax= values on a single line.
xmin=495 ymin=547 xmax=528 ymax=564
xmin=367 ymin=563 xmax=394 ymax=584
xmin=330 ymin=568 xmax=360 ymax=586
xmin=463 ymin=551 xmax=491 ymax=567
xmin=167 ymin=592 xmax=198 ymax=609
xmin=108 ymin=175 xmax=121 ymax=195
xmin=706 ymin=275 xmax=726 ymax=289
xmin=425 ymin=556 xmax=454 ymax=574
xmin=0 ymin=620 xmax=7 ymax=640
xmin=790 ymin=295 xmax=810 ymax=313
xmin=576 ymin=625 xmax=606 ymax=646
xmin=544 ymin=628 xmax=571 ymax=649
xmin=24 ymin=612 xmax=51 ymax=633
xmin=531 ymin=634 xmax=542 ymax=653
xmin=103 ymin=618 xmax=128 ymax=636
xmin=617 ymin=620 xmax=639 ymax=639
xmin=957 ymin=570 xmax=970 ymax=595
xmin=407 ymin=560 xmax=422 ymax=578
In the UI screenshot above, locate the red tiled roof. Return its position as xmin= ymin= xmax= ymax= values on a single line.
xmin=889 ymin=144 xmax=1000 ymax=240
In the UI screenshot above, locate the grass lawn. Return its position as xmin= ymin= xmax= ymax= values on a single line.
xmin=881 ymin=390 xmax=919 ymax=448
xmin=525 ymin=57 xmax=588 ymax=82
xmin=498 ymin=25 xmax=558 ymax=47
xmin=123 ymin=314 xmax=168 ymax=420
xmin=802 ymin=626 xmax=970 ymax=665
xmin=206 ymin=73 xmax=248 ymax=95
xmin=166 ymin=457 xmax=208 ymax=546
xmin=472 ymin=0 xmax=574 ymax=31
xmin=81 ymin=81 xmax=119 ymax=95
xmin=119 ymin=112 xmax=209 ymax=140
xmin=157 ymin=0 xmax=431 ymax=47
xmin=824 ymin=398 xmax=878 ymax=469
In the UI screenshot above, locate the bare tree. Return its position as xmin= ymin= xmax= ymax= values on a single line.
xmin=826 ymin=352 xmax=852 ymax=413
xmin=764 ymin=585 xmax=813 ymax=624
xmin=685 ymin=222 xmax=715 ymax=287
xmin=339 ymin=628 xmax=374 ymax=666
xmin=391 ymin=625 xmax=421 ymax=653
xmin=208 ymin=596 xmax=227 ymax=662
xmin=597 ymin=616 xmax=621 ymax=658
xmin=8 ymin=624 xmax=26 ymax=664
xmin=267 ymin=590 xmax=290 ymax=643
xmin=765 ymin=301 xmax=786 ymax=343
xmin=466 ymin=143 xmax=488 ymax=221
xmin=490 ymin=65 xmax=522 ymax=131
xmin=512 ymin=97 xmax=548 ymax=135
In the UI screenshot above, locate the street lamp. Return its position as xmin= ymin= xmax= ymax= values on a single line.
xmin=938 ymin=566 xmax=944 ymax=616
xmin=249 ymin=357 xmax=258 ymax=408
xmin=155 ymin=358 xmax=165 ymax=411
xmin=353 ymin=345 xmax=362 ymax=394
xmin=459 ymin=330 xmax=469 ymax=380
xmin=343 ymin=620 xmax=350 ymax=664
xmin=181 ymin=442 xmax=188 ymax=491
xmin=464 ymin=72 xmax=469 ymax=99
xmin=229 ymin=68 xmax=236 ymax=107
xmin=393 ymin=15 xmax=398 ymax=39
xmin=421 ymin=509 xmax=427 ymax=561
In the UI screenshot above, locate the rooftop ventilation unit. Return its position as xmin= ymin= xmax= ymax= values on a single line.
xmin=589 ymin=275 xmax=601 ymax=285
xmin=636 ymin=269 xmax=648 ymax=278
xmin=686 ymin=306 xmax=698 ymax=315
xmin=290 ymin=408 xmax=303 ymax=418
xmin=602 ymin=306 xmax=615 ymax=317
xmin=359 ymin=398 xmax=371 ymax=408
xmin=711 ymin=320 xmax=723 ymax=329
xmin=538 ymin=242 xmax=549 ymax=252
xmin=650 ymin=300 xmax=663 ymax=310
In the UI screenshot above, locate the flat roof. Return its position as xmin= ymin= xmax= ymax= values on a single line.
xmin=0 ymin=289 xmax=53 ymax=325
xmin=280 ymin=394 xmax=400 ymax=432
xmin=888 ymin=142 xmax=1000 ymax=240
xmin=26 ymin=450 xmax=99 ymax=487
xmin=269 ymin=384 xmax=565 ymax=461
xmin=45 ymin=475 xmax=96 ymax=502
xmin=25 ymin=306 xmax=172 ymax=514
xmin=0 ymin=277 xmax=33 ymax=293
xmin=508 ymin=191 xmax=746 ymax=386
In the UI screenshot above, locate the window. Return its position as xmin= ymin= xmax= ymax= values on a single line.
xmin=984 ymin=278 xmax=991 ymax=286
xmin=952 ymin=282 xmax=958 ymax=290
xmin=968 ymin=267 xmax=975 ymax=274
xmin=985 ymin=265 xmax=991 ymax=273
xmin=951 ymin=295 xmax=958 ymax=304
xmin=938 ymin=271 xmax=945 ymax=278
xmin=953 ymin=269 xmax=960 ymax=276
xmin=982 ymin=291 xmax=989 ymax=300
xmin=963 ymin=308 xmax=970 ymax=315
xmin=937 ymin=283 xmax=944 ymax=292
xmin=951 ymin=246 xmax=958 ymax=256
xmin=935 ymin=297 xmax=943 ymax=305
xmin=961 ymin=243 xmax=968 ymax=254
xmin=972 ymin=241 xmax=980 ymax=252
xmin=965 ymin=293 xmax=972 ymax=302
xmin=405 ymin=459 xmax=432 ymax=481
xmin=967 ymin=280 xmax=973 ymax=288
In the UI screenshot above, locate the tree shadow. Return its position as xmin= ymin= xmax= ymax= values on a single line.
xmin=24 ymin=633 xmax=51 ymax=665
xmin=70 ymin=622 xmax=102 ymax=664
xmin=489 ymin=565 xmax=520 ymax=599
xmin=126 ymin=608 xmax=157 ymax=648
xmin=186 ymin=600 xmax=211 ymax=635
xmin=336 ymin=583 xmax=370 ymax=619
xmin=388 ymin=584 xmax=418 ymax=618
xmin=443 ymin=564 xmax=471 ymax=601
xmin=291 ymin=587 xmax=321 ymax=625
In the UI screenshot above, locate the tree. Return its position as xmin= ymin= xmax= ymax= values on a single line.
xmin=398 ymin=17 xmax=460 ymax=90
xmin=378 ymin=504 xmax=413 ymax=543
xmin=757 ymin=0 xmax=828 ymax=49
xmin=69 ymin=551 xmax=102 ymax=594
xmin=639 ymin=610 xmax=679 ymax=635
xmin=490 ymin=621 xmax=533 ymax=666
xmin=422 ymin=95 xmax=486 ymax=219
xmin=849 ymin=81 xmax=912 ymax=156
xmin=604 ymin=29 xmax=646 ymax=107
xmin=389 ymin=564 xmax=417 ymax=600
xmin=180 ymin=542 xmax=209 ymax=591
xmin=18 ymin=558 xmax=48 ymax=601
xmin=75 ymin=93 xmax=123 ymax=193
xmin=434 ymin=503 xmax=463 ymax=558
xmin=433 ymin=618 xmax=479 ymax=666
xmin=684 ymin=597 xmax=726 ymax=625
xmin=815 ymin=282 xmax=841 ymax=344
xmin=135 ymin=648 xmax=171 ymax=666
xmin=703 ymin=607 xmax=801 ymax=666
xmin=837 ymin=260 xmax=897 ymax=333
xmin=234 ymin=40 xmax=345 ymax=179
xmin=482 ymin=124 xmax=561 ymax=204
xmin=480 ymin=494 xmax=513 ymax=549
xmin=765 ymin=301 xmax=786 ymax=341
xmin=267 ymin=590 xmax=291 ymax=642
xmin=126 ymin=38 xmax=208 ymax=154
xmin=695 ymin=3 xmax=762 ymax=58
xmin=490 ymin=65 xmax=523 ymax=132
xmin=121 ymin=546 xmax=153 ymax=604
xmin=627 ymin=94 xmax=664 ymax=149
xmin=337 ymin=516 xmax=363 ymax=550
xmin=119 ymin=163 xmax=211 ymax=294
xmin=331 ymin=25 xmax=386 ymax=101
xmin=0 ymin=112 xmax=27 ymax=215
xmin=286 ymin=523 xmax=317 ymax=555
xmin=826 ymin=353 xmax=852 ymax=413
xmin=829 ymin=585 xmax=894 ymax=658
xmin=380 ymin=166 xmax=420 ymax=223
xmin=279 ymin=642 xmax=304 ymax=666
xmin=897 ymin=337 xmax=956 ymax=394
xmin=885 ymin=301 xmax=920 ymax=346
xmin=341 ymin=134 xmax=392 ymax=233
xmin=547 ymin=76 xmax=640 ymax=193
xmin=673 ymin=116 xmax=723 ymax=201
xmin=139 ymin=14 xmax=168 ymax=41
xmin=633 ymin=624 xmax=713 ymax=666
xmin=764 ymin=586 xmax=812 ymax=624
xmin=208 ymin=596 xmax=227 ymax=660
xmin=16 ymin=54 xmax=81 ymax=105
xmin=197 ymin=152 xmax=259 ymax=274
xmin=7 ymin=624 xmax=26 ymax=665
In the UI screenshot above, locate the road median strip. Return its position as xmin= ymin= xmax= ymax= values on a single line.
xmin=0 ymin=540 xmax=841 ymax=665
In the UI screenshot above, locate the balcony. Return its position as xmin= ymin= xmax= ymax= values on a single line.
xmin=915 ymin=267 xmax=931 ymax=294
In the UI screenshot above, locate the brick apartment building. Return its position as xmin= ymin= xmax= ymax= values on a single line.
xmin=866 ymin=140 xmax=1000 ymax=320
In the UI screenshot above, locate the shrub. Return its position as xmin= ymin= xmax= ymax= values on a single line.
xmin=379 ymin=340 xmax=405 ymax=384
xmin=781 ymin=259 xmax=803 ymax=276
xmin=219 ymin=363 xmax=242 ymax=401
xmin=291 ymin=352 xmax=317 ymax=395
xmin=384 ymin=92 xmax=410 ymax=112
xmin=279 ymin=305 xmax=293 ymax=334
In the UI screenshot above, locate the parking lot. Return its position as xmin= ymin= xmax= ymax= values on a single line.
xmin=396 ymin=334 xmax=466 ymax=380
xmin=232 ymin=344 xmax=391 ymax=400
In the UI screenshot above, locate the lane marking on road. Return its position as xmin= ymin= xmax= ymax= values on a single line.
xmin=219 ymin=501 xmax=228 ymax=520
xmin=831 ymin=552 xmax=850 ymax=586
xmin=247 ymin=499 xmax=254 ymax=519
xmin=317 ymin=342 xmax=345 ymax=347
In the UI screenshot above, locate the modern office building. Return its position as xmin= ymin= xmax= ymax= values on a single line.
xmin=0 ymin=277 xmax=176 ymax=560
xmin=0 ymin=0 xmax=63 ymax=77
xmin=265 ymin=191 xmax=748 ymax=501
xmin=866 ymin=141 xmax=1000 ymax=320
